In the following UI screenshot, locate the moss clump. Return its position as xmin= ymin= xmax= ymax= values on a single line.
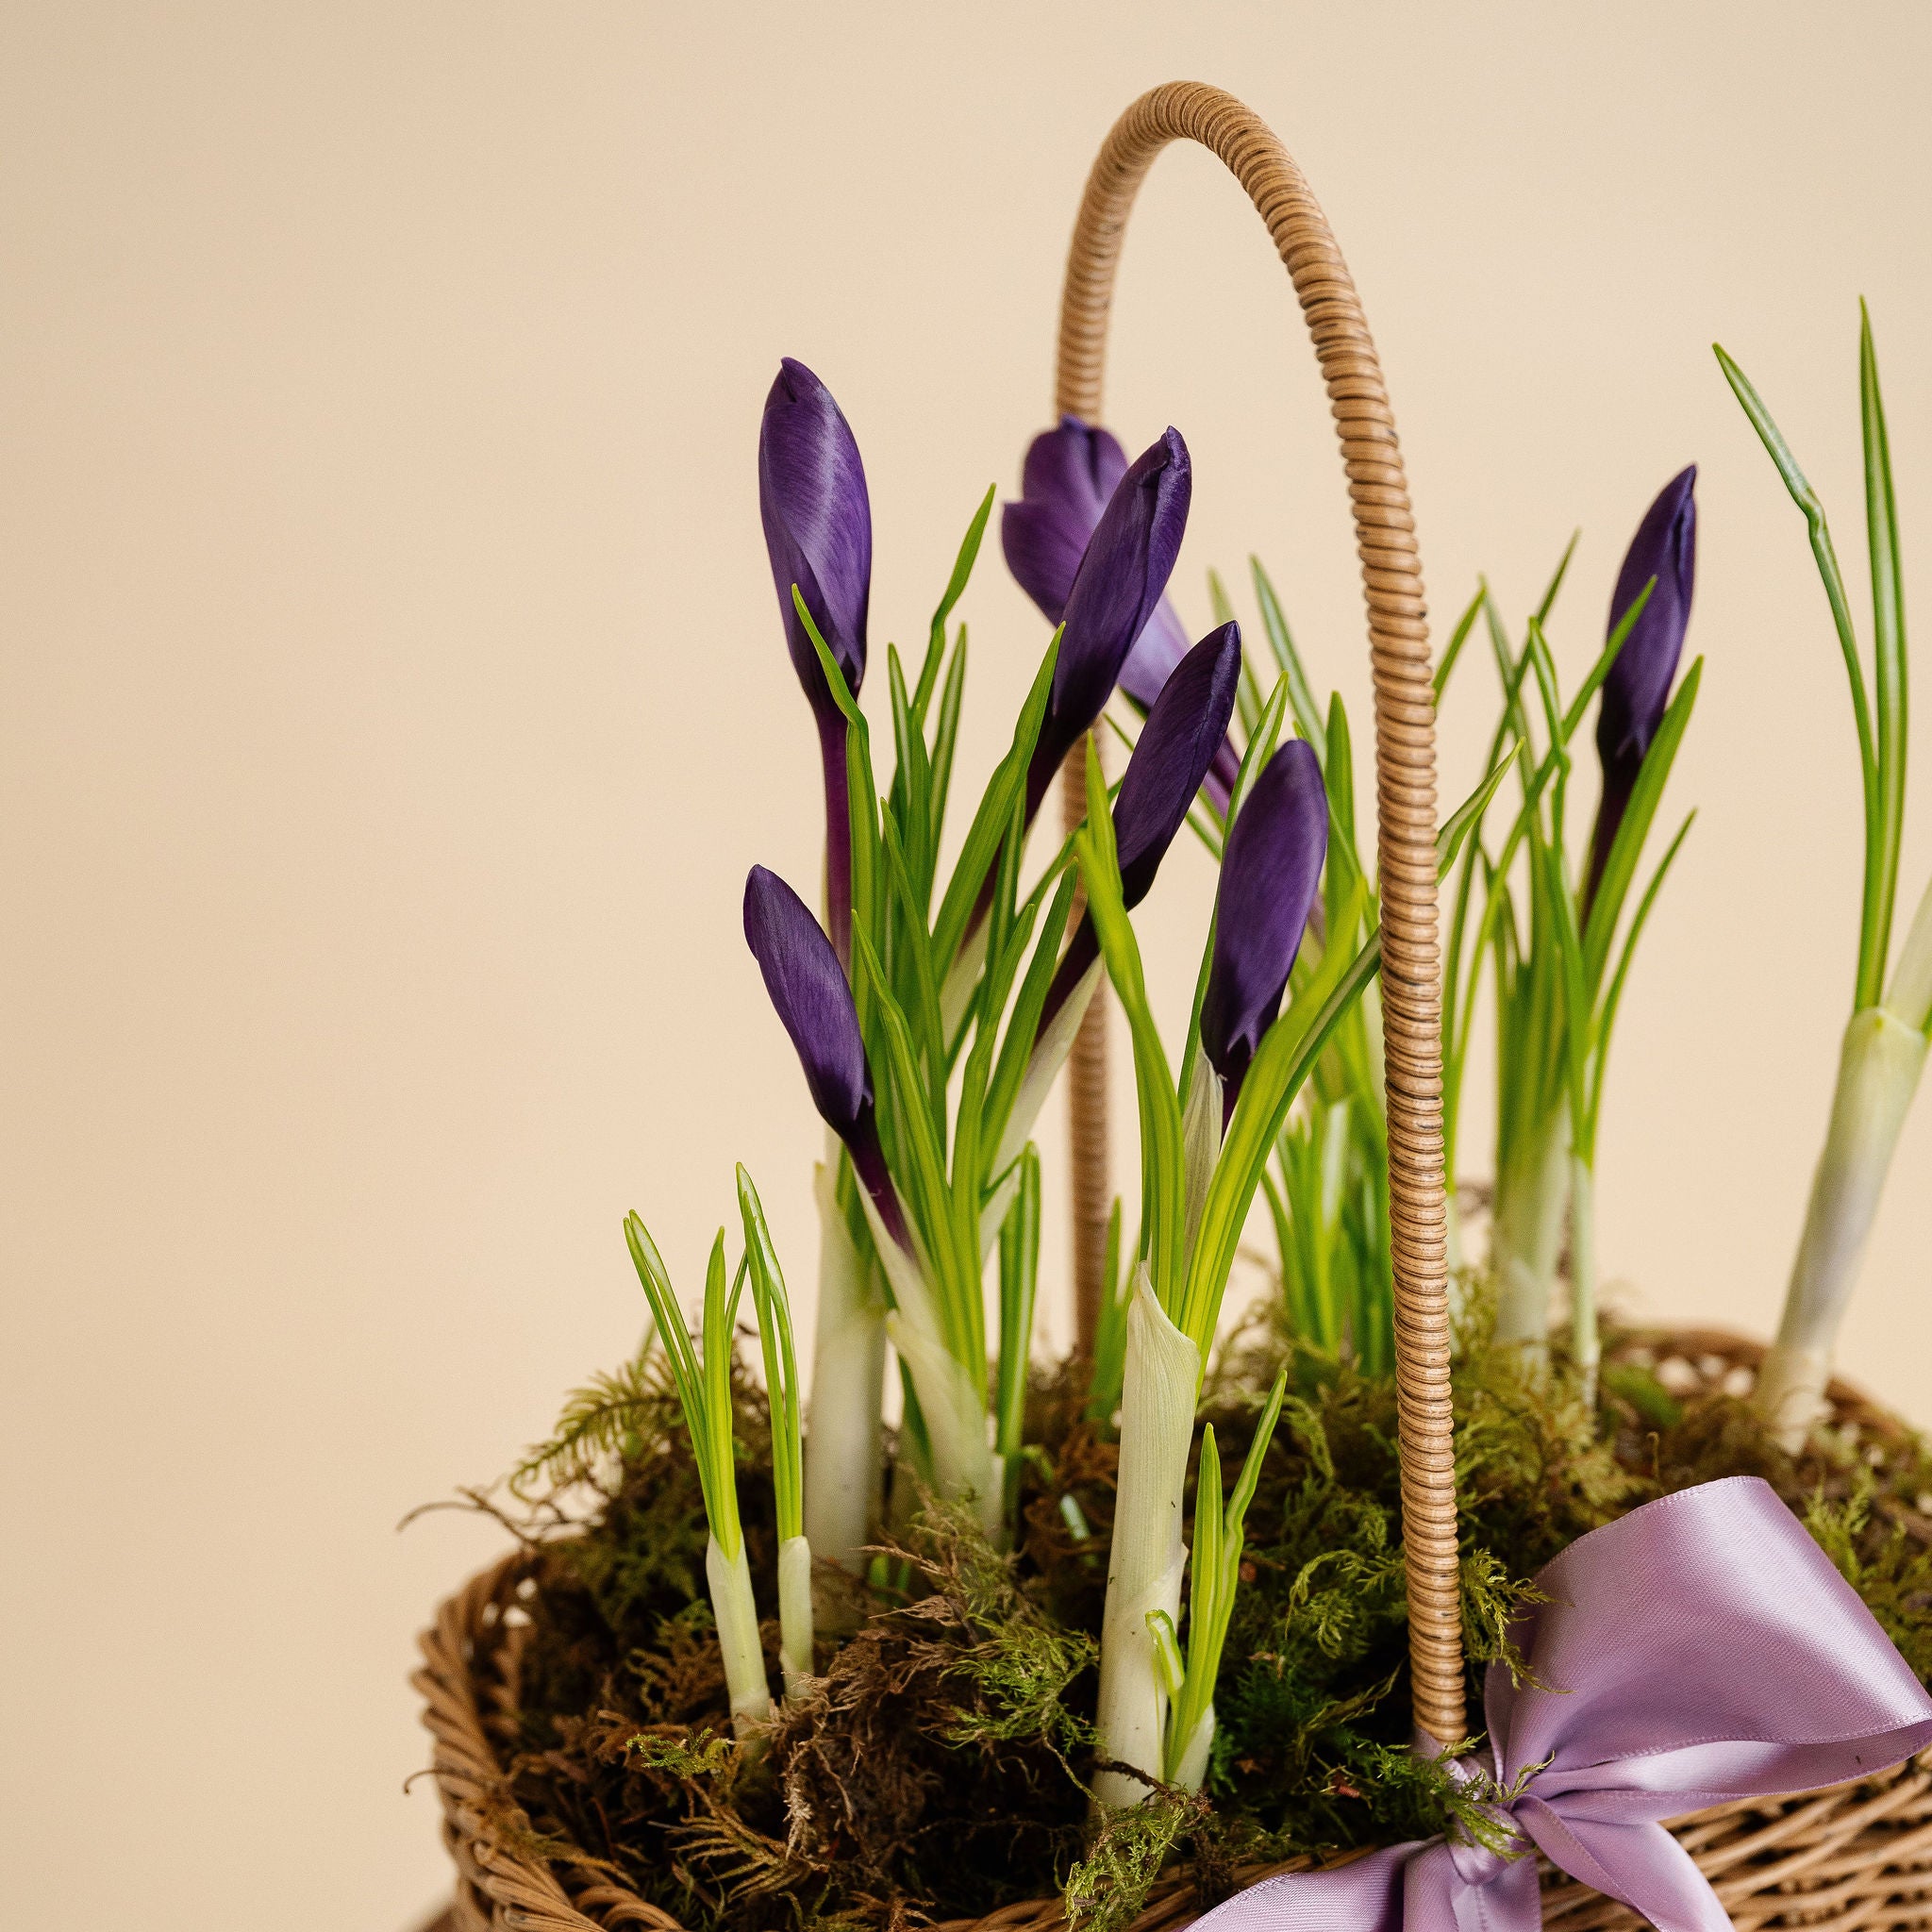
xmin=468 ymin=1307 xmax=1932 ymax=1931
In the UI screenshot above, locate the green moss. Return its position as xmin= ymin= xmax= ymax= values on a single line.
xmin=470 ymin=1311 xmax=1932 ymax=1931
xmin=1063 ymin=1793 xmax=1201 ymax=1932
xmin=1807 ymin=1474 xmax=1932 ymax=1681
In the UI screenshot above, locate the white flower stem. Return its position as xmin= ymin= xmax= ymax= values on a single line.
xmin=1759 ymin=1005 xmax=1927 ymax=1450
xmin=1886 ymin=872 xmax=1932 ymax=1034
xmin=1569 ymin=1153 xmax=1598 ymax=1408
xmin=704 ymin=1534 xmax=772 ymax=1737
xmin=1170 ymin=1705 xmax=1215 ymax=1792
xmin=1093 ymin=1276 xmax=1201 ymax=1808
xmin=848 ymin=1180 xmax=999 ymax=1534
xmin=1491 ymin=1105 xmax=1571 ymax=1352
xmin=802 ymin=1157 xmax=885 ymax=1574
xmin=885 ymin=1306 xmax=1002 ymax=1538
xmin=777 ymin=1534 xmax=814 ymax=1698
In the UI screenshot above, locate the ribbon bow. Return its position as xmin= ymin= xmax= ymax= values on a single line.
xmin=1196 ymin=1476 xmax=1932 ymax=1932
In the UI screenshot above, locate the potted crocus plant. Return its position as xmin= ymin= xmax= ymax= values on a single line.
xmin=417 ymin=318 xmax=1932 ymax=1932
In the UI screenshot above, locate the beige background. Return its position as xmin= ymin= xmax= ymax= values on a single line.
xmin=5 ymin=4 xmax=1930 ymax=1925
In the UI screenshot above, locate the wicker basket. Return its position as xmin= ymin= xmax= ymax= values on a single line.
xmin=415 ymin=81 xmax=1932 ymax=1932
xmin=414 ymin=1334 xmax=1932 ymax=1932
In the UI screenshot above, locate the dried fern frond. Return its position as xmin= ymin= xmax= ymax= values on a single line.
xmin=508 ymin=1325 xmax=664 ymax=1501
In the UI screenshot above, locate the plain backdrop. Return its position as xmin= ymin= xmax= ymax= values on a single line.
xmin=4 ymin=4 xmax=1930 ymax=1925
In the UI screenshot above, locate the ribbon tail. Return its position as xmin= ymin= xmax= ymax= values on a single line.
xmin=1517 ymin=1799 xmax=1732 ymax=1932
xmin=1438 ymin=1841 xmax=1541 ymax=1932
xmin=1189 ymin=1838 xmax=1533 ymax=1932
xmin=1187 ymin=1841 xmax=1417 ymax=1932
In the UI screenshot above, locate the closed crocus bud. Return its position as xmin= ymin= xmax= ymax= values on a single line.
xmin=1002 ymin=418 xmax=1209 ymax=759
xmin=1588 ymin=464 xmax=1697 ymax=905
xmin=1021 ymin=427 xmax=1192 ymax=821
xmin=758 ymin=358 xmax=873 ymax=962
xmin=1039 ymin=625 xmax=1244 ymax=1035
xmin=1200 ymin=738 xmax=1328 ymax=1116
xmin=742 ymin=865 xmax=906 ymax=1244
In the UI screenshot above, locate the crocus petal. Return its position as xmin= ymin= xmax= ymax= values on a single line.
xmin=1120 ymin=601 xmax=1241 ymax=808
xmin=1200 ymin=738 xmax=1328 ymax=1104
xmin=758 ymin=358 xmax=872 ymax=715
xmin=1590 ymin=465 xmax=1696 ymax=896
xmin=743 ymin=865 xmax=908 ymax=1246
xmin=1022 ymin=427 xmax=1192 ymax=819
xmin=1117 ymin=600 xmax=1204 ymax=709
xmin=1000 ymin=416 xmax=1128 ymax=625
xmin=743 ymin=864 xmax=871 ymax=1136
xmin=1037 ymin=625 xmax=1243 ymax=1038
xmin=1004 ymin=417 xmax=1237 ymax=810
xmin=1115 ymin=624 xmax=1243 ymax=906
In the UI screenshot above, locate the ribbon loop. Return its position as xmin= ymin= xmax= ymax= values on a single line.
xmin=1193 ymin=1478 xmax=1932 ymax=1932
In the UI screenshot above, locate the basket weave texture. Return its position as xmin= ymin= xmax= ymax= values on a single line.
xmin=413 ymin=1334 xmax=1932 ymax=1932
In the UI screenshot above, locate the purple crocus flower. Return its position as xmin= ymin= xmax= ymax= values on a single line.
xmin=1587 ymin=465 xmax=1697 ymax=907
xmin=1039 ymin=624 xmax=1244 ymax=1036
xmin=742 ymin=864 xmax=906 ymax=1245
xmin=1200 ymin=738 xmax=1328 ymax=1119
xmin=758 ymin=359 xmax=872 ymax=966
xmin=1018 ymin=427 xmax=1192 ymax=823
xmin=1005 ymin=418 xmax=1239 ymax=805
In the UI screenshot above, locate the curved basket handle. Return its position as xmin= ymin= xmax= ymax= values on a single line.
xmin=1054 ymin=81 xmax=1462 ymax=1745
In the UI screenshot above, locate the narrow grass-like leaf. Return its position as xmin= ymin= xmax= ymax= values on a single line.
xmin=1074 ymin=740 xmax=1187 ymax=1299
xmin=1250 ymin=558 xmax=1324 ymax=753
xmin=1559 ymin=578 xmax=1653 ymax=743
xmin=919 ymin=485 xmax=995 ymax=721
xmin=1862 ymin=303 xmax=1907 ymax=999
xmin=1225 ymin=1368 xmax=1288 ymax=1529
xmin=928 ymin=628 xmax=968 ymax=844
xmin=1433 ymin=585 xmax=1487 ymax=703
xmin=1584 ymin=810 xmax=1695 ymax=1158
xmin=1088 ymin=1199 xmax=1128 ymax=1423
xmin=850 ymin=924 xmax=976 ymax=1374
xmin=1524 ymin=616 xmax=1569 ymax=780
xmin=797 ymin=585 xmax=883 ymax=984
xmin=1181 ymin=890 xmax=1374 ymax=1355
xmin=983 ymin=873 xmax=1077 ymax=1169
xmin=1439 ymin=749 xmax=1518 ymax=881
xmin=932 ymin=630 xmax=1058 ymax=972
xmin=1716 ymin=341 xmax=1881 ymax=1002
xmin=1208 ymin=566 xmax=1264 ymax=735
xmin=1581 ymin=658 xmax=1702 ymax=991
xmin=625 ymin=1215 xmax=746 ymax=1559
xmin=1226 ymin=674 xmax=1289 ymax=824
xmin=737 ymin=1167 xmax=803 ymax=1541
xmin=1536 ymin=833 xmax=1591 ymax=1124
xmin=1535 ymin=528 xmax=1582 ymax=628
xmin=1324 ymin=691 xmax=1366 ymax=913
xmin=995 ymin=1146 xmax=1041 ymax=1462
xmin=888 ymin=644 xmax=935 ymax=915
xmin=878 ymin=813 xmax=947 ymax=1101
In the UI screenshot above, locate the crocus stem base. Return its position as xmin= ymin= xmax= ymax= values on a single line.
xmin=802 ymin=1157 xmax=887 ymax=1575
xmin=1491 ymin=1108 xmax=1572 ymax=1353
xmin=1569 ymin=1153 xmax=1598 ymax=1409
xmin=778 ymin=1534 xmax=814 ymax=1697
xmin=1093 ymin=1276 xmax=1201 ymax=1808
xmin=705 ymin=1535 xmax=774 ymax=1738
xmin=1759 ymin=1006 xmax=1927 ymax=1452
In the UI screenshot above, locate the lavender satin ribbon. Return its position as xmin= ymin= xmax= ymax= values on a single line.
xmin=1195 ymin=1476 xmax=1932 ymax=1932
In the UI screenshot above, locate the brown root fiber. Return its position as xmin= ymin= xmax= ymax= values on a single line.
xmin=475 ymin=1315 xmax=1932 ymax=1931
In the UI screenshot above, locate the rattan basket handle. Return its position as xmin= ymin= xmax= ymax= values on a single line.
xmin=1055 ymin=81 xmax=1463 ymax=1746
